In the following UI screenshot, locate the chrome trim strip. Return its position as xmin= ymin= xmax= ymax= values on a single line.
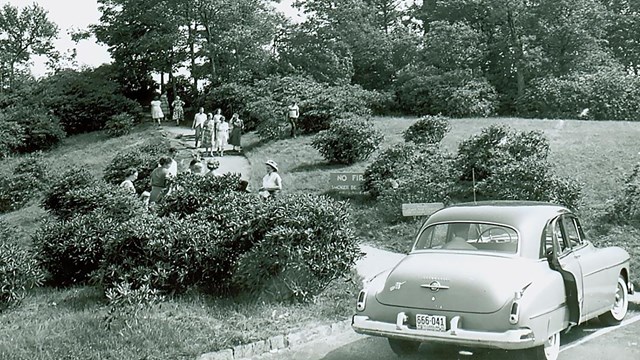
xmin=420 ymin=284 xmax=450 ymax=290
xmin=583 ymin=260 xmax=628 ymax=278
xmin=529 ymin=303 xmax=565 ymax=320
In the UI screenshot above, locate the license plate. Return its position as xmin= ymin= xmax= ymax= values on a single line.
xmin=416 ymin=314 xmax=446 ymax=332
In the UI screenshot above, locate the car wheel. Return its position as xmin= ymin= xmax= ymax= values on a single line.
xmin=521 ymin=331 xmax=560 ymax=360
xmin=598 ymin=275 xmax=629 ymax=326
xmin=388 ymin=338 xmax=420 ymax=357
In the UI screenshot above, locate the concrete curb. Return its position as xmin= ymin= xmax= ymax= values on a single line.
xmin=196 ymin=319 xmax=352 ymax=360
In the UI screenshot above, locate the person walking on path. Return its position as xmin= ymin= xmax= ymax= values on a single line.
xmin=258 ymin=160 xmax=282 ymax=199
xmin=212 ymin=108 xmax=224 ymax=144
xmin=216 ymin=115 xmax=230 ymax=157
xmin=151 ymin=96 xmax=164 ymax=126
xmin=192 ymin=107 xmax=207 ymax=148
xmin=160 ymin=93 xmax=170 ymax=122
xmin=202 ymin=113 xmax=216 ymax=157
xmin=149 ymin=157 xmax=174 ymax=204
xmin=172 ymin=95 xmax=185 ymax=125
xmin=287 ymin=101 xmax=299 ymax=138
xmin=229 ymin=113 xmax=244 ymax=152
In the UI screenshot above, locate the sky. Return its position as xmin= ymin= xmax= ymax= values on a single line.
xmin=4 ymin=0 xmax=302 ymax=77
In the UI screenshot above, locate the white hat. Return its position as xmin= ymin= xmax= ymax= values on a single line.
xmin=265 ymin=160 xmax=278 ymax=172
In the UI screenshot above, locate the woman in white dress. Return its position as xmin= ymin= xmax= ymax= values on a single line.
xmin=216 ymin=116 xmax=230 ymax=156
xmin=258 ymin=160 xmax=282 ymax=199
xmin=150 ymin=96 xmax=164 ymax=125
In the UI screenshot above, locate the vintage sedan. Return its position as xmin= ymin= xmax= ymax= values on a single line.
xmin=352 ymin=201 xmax=633 ymax=360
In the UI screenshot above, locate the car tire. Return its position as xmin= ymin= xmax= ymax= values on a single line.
xmin=520 ymin=331 xmax=560 ymax=360
xmin=598 ymin=275 xmax=629 ymax=326
xmin=388 ymin=338 xmax=420 ymax=357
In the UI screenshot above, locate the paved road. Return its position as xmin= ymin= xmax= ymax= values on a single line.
xmin=256 ymin=310 xmax=640 ymax=360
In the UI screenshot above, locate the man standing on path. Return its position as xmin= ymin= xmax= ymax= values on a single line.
xmin=287 ymin=101 xmax=299 ymax=138
xmin=192 ymin=107 xmax=207 ymax=148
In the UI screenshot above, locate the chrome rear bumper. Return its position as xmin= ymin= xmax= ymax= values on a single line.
xmin=352 ymin=313 xmax=536 ymax=350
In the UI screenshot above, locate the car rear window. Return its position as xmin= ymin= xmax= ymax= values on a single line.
xmin=413 ymin=222 xmax=519 ymax=254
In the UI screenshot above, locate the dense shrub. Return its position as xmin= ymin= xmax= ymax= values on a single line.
xmin=52 ymin=181 xmax=147 ymax=221
xmin=37 ymin=67 xmax=142 ymax=134
xmin=156 ymin=173 xmax=243 ymax=217
xmin=103 ymin=138 xmax=170 ymax=190
xmin=42 ymin=167 xmax=97 ymax=218
xmin=105 ymin=113 xmax=135 ymax=137
xmin=363 ymin=142 xmax=426 ymax=198
xmin=0 ymin=105 xmax=66 ymax=153
xmin=220 ymin=75 xmax=377 ymax=140
xmin=456 ymin=124 xmax=549 ymax=181
xmin=311 ymin=117 xmax=383 ymax=165
xmin=0 ymin=154 xmax=50 ymax=213
xmin=604 ymin=163 xmax=640 ymax=226
xmin=375 ymin=148 xmax=456 ymax=222
xmin=0 ymin=118 xmax=24 ymax=157
xmin=33 ymin=212 xmax=120 ymax=286
xmin=403 ymin=115 xmax=451 ymax=144
xmin=0 ymin=221 xmax=44 ymax=306
xmin=231 ymin=194 xmax=361 ymax=302
xmin=99 ymin=174 xmax=360 ymax=302
xmin=476 ymin=158 xmax=582 ymax=210
xmin=395 ymin=67 xmax=497 ymax=117
xmin=520 ymin=69 xmax=640 ymax=120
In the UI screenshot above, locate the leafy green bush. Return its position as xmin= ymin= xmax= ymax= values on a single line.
xmin=456 ymin=124 xmax=549 ymax=181
xmin=476 ymin=158 xmax=582 ymax=210
xmin=0 ymin=174 xmax=42 ymax=213
xmin=375 ymin=148 xmax=456 ymax=222
xmin=33 ymin=212 xmax=119 ymax=286
xmin=103 ymin=138 xmax=169 ymax=190
xmin=42 ymin=166 xmax=97 ymax=218
xmin=604 ymin=163 xmax=640 ymax=226
xmin=156 ymin=173 xmax=243 ymax=217
xmin=363 ymin=143 xmax=424 ymax=198
xmin=220 ymin=76 xmax=377 ymax=140
xmin=311 ymin=116 xmax=383 ymax=165
xmin=0 ymin=105 xmax=66 ymax=153
xmin=403 ymin=115 xmax=451 ymax=144
xmin=99 ymin=174 xmax=361 ymax=303
xmin=0 ymin=221 xmax=44 ymax=306
xmin=37 ymin=67 xmax=142 ymax=134
xmin=520 ymin=68 xmax=640 ymax=121
xmin=53 ymin=182 xmax=147 ymax=221
xmin=105 ymin=113 xmax=135 ymax=137
xmin=0 ymin=154 xmax=50 ymax=213
xmin=0 ymin=118 xmax=24 ymax=157
xmin=394 ymin=67 xmax=497 ymax=117
xmin=231 ymin=194 xmax=361 ymax=302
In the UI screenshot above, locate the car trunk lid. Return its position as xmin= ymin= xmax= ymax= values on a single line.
xmin=375 ymin=252 xmax=533 ymax=313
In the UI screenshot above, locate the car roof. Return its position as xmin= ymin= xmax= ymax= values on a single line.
xmin=423 ymin=201 xmax=571 ymax=259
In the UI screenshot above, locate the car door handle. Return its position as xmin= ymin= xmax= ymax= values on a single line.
xmin=574 ymin=254 xmax=581 ymax=259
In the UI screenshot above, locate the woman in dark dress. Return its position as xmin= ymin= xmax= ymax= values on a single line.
xmin=229 ymin=113 xmax=244 ymax=152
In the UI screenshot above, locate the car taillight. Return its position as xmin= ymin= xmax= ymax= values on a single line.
xmin=509 ymin=291 xmax=521 ymax=325
xmin=356 ymin=290 xmax=367 ymax=311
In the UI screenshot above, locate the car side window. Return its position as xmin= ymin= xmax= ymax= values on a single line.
xmin=553 ymin=218 xmax=572 ymax=255
xmin=561 ymin=216 xmax=582 ymax=249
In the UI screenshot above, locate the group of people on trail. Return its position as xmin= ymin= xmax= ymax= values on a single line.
xmin=118 ymin=144 xmax=281 ymax=204
xmin=192 ymin=107 xmax=244 ymax=156
xmin=151 ymin=93 xmax=186 ymax=126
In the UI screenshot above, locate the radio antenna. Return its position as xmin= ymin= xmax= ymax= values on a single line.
xmin=472 ymin=168 xmax=477 ymax=204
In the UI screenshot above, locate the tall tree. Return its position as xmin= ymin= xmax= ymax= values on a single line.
xmin=0 ymin=3 xmax=58 ymax=91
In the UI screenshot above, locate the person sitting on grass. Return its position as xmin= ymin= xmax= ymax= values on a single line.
xmin=258 ymin=160 xmax=282 ymax=199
